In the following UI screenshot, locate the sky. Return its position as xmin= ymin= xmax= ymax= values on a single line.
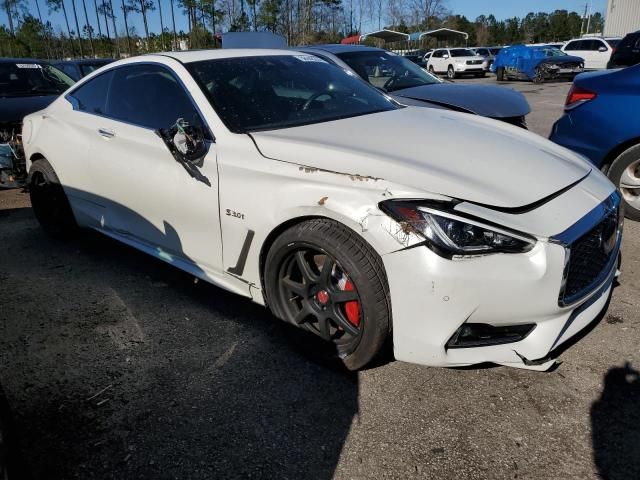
xmin=2 ymin=0 xmax=609 ymax=39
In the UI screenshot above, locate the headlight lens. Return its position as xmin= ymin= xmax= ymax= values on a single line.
xmin=380 ymin=201 xmax=535 ymax=256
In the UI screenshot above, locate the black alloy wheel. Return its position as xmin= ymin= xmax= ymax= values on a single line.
xmin=277 ymin=245 xmax=363 ymax=355
xmin=264 ymin=218 xmax=391 ymax=370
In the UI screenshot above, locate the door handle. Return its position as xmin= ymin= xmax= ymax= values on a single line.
xmin=98 ymin=128 xmax=115 ymax=138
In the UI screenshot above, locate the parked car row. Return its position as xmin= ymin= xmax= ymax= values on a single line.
xmin=298 ymin=45 xmax=530 ymax=127
xmin=17 ymin=46 xmax=625 ymax=375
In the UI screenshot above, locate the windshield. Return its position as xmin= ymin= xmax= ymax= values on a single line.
xmin=606 ymin=39 xmax=621 ymax=48
xmin=186 ymin=55 xmax=399 ymax=133
xmin=489 ymin=48 xmax=501 ymax=55
xmin=450 ymin=49 xmax=477 ymax=57
xmin=0 ymin=62 xmax=74 ymax=97
xmin=336 ymin=50 xmax=441 ymax=92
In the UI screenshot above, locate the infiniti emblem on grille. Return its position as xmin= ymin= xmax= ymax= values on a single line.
xmin=600 ymin=214 xmax=618 ymax=256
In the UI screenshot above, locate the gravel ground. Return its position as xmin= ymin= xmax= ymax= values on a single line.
xmin=1 ymin=78 xmax=639 ymax=480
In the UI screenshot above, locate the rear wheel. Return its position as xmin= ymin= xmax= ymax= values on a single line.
xmin=28 ymin=159 xmax=77 ymax=238
xmin=264 ymin=219 xmax=391 ymax=370
xmin=447 ymin=65 xmax=457 ymax=79
xmin=607 ymin=145 xmax=640 ymax=221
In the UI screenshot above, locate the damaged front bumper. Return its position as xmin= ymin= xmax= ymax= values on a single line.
xmin=382 ymin=230 xmax=618 ymax=372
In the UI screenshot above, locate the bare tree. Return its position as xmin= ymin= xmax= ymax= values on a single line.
xmin=170 ymin=0 xmax=177 ymax=49
xmin=81 ymin=0 xmax=96 ymax=55
xmin=409 ymin=0 xmax=447 ymax=30
xmin=70 ymin=0 xmax=85 ymax=56
xmin=157 ymin=0 xmax=165 ymax=49
xmin=47 ymin=0 xmax=76 ymax=55
xmin=121 ymin=0 xmax=132 ymax=53
xmin=92 ymin=0 xmax=102 ymax=36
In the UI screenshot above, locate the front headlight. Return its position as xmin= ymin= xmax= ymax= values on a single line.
xmin=380 ymin=201 xmax=536 ymax=256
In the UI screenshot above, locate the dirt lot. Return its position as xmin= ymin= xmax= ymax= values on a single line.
xmin=1 ymin=78 xmax=639 ymax=480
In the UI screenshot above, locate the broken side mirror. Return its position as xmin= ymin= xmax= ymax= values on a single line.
xmin=156 ymin=119 xmax=212 ymax=186
xmin=157 ymin=118 xmax=208 ymax=167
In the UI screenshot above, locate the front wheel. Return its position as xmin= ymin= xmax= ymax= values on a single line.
xmin=264 ymin=219 xmax=391 ymax=370
xmin=28 ymin=159 xmax=77 ymax=238
xmin=496 ymin=67 xmax=505 ymax=81
xmin=608 ymin=145 xmax=640 ymax=221
xmin=447 ymin=65 xmax=457 ymax=79
xmin=428 ymin=65 xmax=435 ymax=74
xmin=532 ymin=66 xmax=545 ymax=84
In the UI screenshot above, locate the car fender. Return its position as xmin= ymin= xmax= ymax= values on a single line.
xmin=215 ymin=136 xmax=437 ymax=297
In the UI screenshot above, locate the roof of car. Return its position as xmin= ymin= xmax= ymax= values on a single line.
xmin=54 ymin=58 xmax=113 ymax=64
xmin=300 ymin=44 xmax=384 ymax=54
xmin=0 ymin=58 xmax=50 ymax=64
xmin=155 ymin=48 xmax=309 ymax=63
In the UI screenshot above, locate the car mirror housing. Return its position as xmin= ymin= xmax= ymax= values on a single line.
xmin=157 ymin=119 xmax=208 ymax=166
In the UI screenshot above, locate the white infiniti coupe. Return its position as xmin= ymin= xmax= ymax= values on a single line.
xmin=22 ymin=49 xmax=623 ymax=371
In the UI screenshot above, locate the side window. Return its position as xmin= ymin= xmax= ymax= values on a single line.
xmin=106 ymin=64 xmax=203 ymax=131
xmin=564 ymin=40 xmax=582 ymax=51
xmin=589 ymin=40 xmax=604 ymax=51
xmin=67 ymin=70 xmax=114 ymax=115
xmin=432 ymin=50 xmax=442 ymax=58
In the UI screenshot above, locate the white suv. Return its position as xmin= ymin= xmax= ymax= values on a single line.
xmin=427 ymin=48 xmax=488 ymax=79
xmin=562 ymin=37 xmax=621 ymax=69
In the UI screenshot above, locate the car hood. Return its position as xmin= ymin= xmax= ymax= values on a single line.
xmin=250 ymin=107 xmax=591 ymax=209
xmin=391 ymin=83 xmax=531 ymax=118
xmin=0 ymin=95 xmax=58 ymax=126
xmin=451 ymin=56 xmax=485 ymax=62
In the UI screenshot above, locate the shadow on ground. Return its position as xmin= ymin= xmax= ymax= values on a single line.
xmin=591 ymin=362 xmax=640 ymax=480
xmin=0 ymin=206 xmax=359 ymax=479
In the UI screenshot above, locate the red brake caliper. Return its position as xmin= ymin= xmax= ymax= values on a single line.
xmin=342 ymin=280 xmax=360 ymax=327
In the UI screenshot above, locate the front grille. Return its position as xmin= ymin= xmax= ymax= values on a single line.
xmin=562 ymin=209 xmax=620 ymax=304
xmin=466 ymin=60 xmax=482 ymax=65
xmin=558 ymin=62 xmax=581 ymax=70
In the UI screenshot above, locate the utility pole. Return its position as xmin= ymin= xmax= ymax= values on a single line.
xmin=586 ymin=1 xmax=592 ymax=35
xmin=580 ymin=2 xmax=587 ymax=36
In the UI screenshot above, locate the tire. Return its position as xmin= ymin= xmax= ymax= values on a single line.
xmin=607 ymin=145 xmax=640 ymax=221
xmin=28 ymin=159 xmax=77 ymax=238
xmin=264 ymin=218 xmax=391 ymax=370
xmin=532 ymin=66 xmax=545 ymax=84
xmin=447 ymin=65 xmax=457 ymax=79
xmin=496 ymin=67 xmax=505 ymax=81
xmin=428 ymin=65 xmax=435 ymax=74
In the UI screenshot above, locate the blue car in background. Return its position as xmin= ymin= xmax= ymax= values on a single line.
xmin=550 ymin=64 xmax=640 ymax=220
xmin=492 ymin=45 xmax=584 ymax=84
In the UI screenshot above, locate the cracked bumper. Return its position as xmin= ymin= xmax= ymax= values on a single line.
xmin=383 ymin=240 xmax=615 ymax=371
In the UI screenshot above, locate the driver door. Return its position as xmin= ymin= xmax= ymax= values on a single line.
xmin=86 ymin=63 xmax=222 ymax=273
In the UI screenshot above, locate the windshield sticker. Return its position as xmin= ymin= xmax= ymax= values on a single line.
xmin=294 ymin=55 xmax=327 ymax=63
xmin=16 ymin=63 xmax=42 ymax=69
